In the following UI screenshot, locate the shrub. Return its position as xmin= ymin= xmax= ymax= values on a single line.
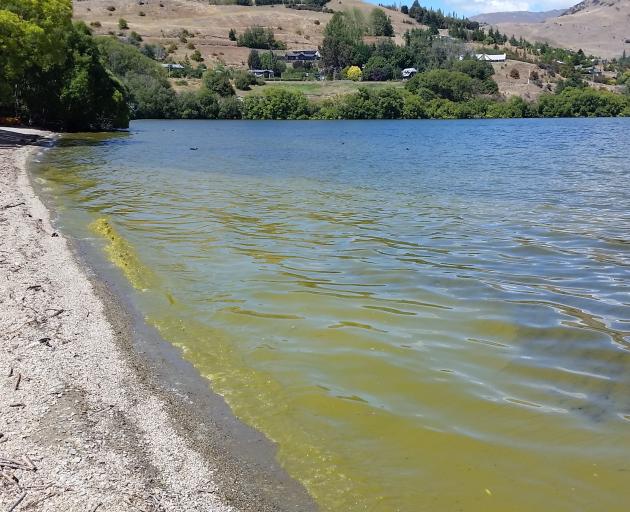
xmin=106 ymin=6 xmax=116 ymax=11
xmin=234 ymin=70 xmax=257 ymax=90
xmin=345 ymin=65 xmax=362 ymax=81
xmin=406 ymin=70 xmax=474 ymax=102
xmin=90 ymin=21 xmax=102 ymax=28
xmin=229 ymin=28 xmax=237 ymax=41
xmin=191 ymin=49 xmax=203 ymax=62
xmin=118 ymin=18 xmax=129 ymax=30
xmin=202 ymin=68 xmax=235 ymax=96
xmin=509 ymin=67 xmax=520 ymax=79
xmin=237 ymin=26 xmax=286 ymax=50
xmin=243 ymin=88 xmax=310 ymax=119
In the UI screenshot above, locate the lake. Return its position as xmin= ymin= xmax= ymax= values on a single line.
xmin=32 ymin=119 xmax=630 ymax=511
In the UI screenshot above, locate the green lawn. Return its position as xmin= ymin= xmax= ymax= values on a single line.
xmin=239 ymin=80 xmax=405 ymax=101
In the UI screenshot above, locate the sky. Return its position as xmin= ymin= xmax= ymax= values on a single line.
xmin=367 ymin=0 xmax=579 ymax=16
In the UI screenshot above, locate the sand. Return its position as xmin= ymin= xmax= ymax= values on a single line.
xmin=0 ymin=128 xmax=314 ymax=511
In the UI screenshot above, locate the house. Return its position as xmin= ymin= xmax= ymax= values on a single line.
xmin=475 ymin=53 xmax=507 ymax=62
xmin=250 ymin=69 xmax=275 ymax=79
xmin=285 ymin=50 xmax=320 ymax=62
xmin=161 ymin=63 xmax=185 ymax=70
xmin=402 ymin=68 xmax=418 ymax=79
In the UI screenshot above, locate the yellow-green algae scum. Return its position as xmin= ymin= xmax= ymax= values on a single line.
xmin=87 ymin=216 xmax=630 ymax=512
xmin=33 ymin=124 xmax=630 ymax=512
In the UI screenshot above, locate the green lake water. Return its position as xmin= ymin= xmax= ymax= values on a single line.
xmin=32 ymin=119 xmax=630 ymax=511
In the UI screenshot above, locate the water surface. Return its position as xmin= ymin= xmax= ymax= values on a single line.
xmin=33 ymin=119 xmax=630 ymax=511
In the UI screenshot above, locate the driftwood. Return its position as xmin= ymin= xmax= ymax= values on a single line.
xmin=2 ymin=202 xmax=25 ymax=210
xmin=0 ymin=456 xmax=36 ymax=471
xmin=6 ymin=491 xmax=26 ymax=512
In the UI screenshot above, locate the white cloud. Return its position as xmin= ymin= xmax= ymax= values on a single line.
xmin=444 ymin=0 xmax=577 ymax=15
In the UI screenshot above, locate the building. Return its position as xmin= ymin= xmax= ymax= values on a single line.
xmin=161 ymin=63 xmax=185 ymax=70
xmin=475 ymin=53 xmax=507 ymax=62
xmin=402 ymin=68 xmax=418 ymax=79
xmin=250 ymin=69 xmax=275 ymax=79
xmin=285 ymin=50 xmax=320 ymax=62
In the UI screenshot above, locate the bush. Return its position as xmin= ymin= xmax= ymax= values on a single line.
xmin=139 ymin=11 xmax=146 ymax=16
xmin=345 ymin=65 xmax=362 ymax=81
xmin=237 ymin=26 xmax=286 ymax=49
xmin=406 ymin=70 xmax=474 ymax=102
xmin=191 ymin=49 xmax=203 ymax=62
xmin=118 ymin=18 xmax=128 ymax=30
xmin=202 ymin=68 xmax=235 ymax=96
xmin=96 ymin=36 xmax=178 ymax=119
xmin=509 ymin=67 xmax=520 ymax=79
xmin=229 ymin=28 xmax=237 ymax=41
xmin=234 ymin=70 xmax=257 ymax=90
xmin=243 ymin=88 xmax=310 ymax=119
xmin=90 ymin=21 xmax=102 ymax=27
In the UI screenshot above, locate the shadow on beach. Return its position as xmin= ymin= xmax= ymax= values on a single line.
xmin=0 ymin=128 xmax=46 ymax=148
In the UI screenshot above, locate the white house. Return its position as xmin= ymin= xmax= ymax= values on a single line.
xmin=475 ymin=54 xmax=507 ymax=62
xmin=402 ymin=68 xmax=418 ymax=79
xmin=161 ymin=63 xmax=185 ymax=70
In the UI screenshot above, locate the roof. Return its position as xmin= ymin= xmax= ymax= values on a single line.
xmin=475 ymin=53 xmax=506 ymax=61
xmin=161 ymin=63 xmax=184 ymax=69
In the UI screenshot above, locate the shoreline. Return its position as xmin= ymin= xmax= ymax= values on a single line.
xmin=0 ymin=128 xmax=315 ymax=511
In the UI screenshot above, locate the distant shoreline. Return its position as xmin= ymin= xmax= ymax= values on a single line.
xmin=0 ymin=128 xmax=314 ymax=512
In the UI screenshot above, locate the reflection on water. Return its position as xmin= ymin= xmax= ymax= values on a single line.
xmin=34 ymin=119 xmax=630 ymax=511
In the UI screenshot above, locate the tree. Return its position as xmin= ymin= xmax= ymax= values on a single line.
xmin=202 ymin=68 xmax=235 ymax=97
xmin=401 ymin=5 xmax=409 ymax=15
xmin=406 ymin=69 xmax=474 ymax=101
xmin=237 ymin=26 xmax=285 ymax=49
xmin=0 ymin=0 xmax=129 ymax=129
xmin=96 ymin=36 xmax=178 ymax=119
xmin=228 ymin=28 xmax=237 ymax=41
xmin=243 ymin=88 xmax=309 ymax=119
xmin=320 ymin=12 xmax=361 ymax=75
xmin=260 ymin=51 xmax=286 ymax=76
xmin=248 ymin=49 xmax=261 ymax=69
xmin=369 ymin=8 xmax=394 ymax=37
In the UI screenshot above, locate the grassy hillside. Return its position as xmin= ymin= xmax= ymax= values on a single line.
xmin=491 ymin=0 xmax=630 ymax=58
xmin=73 ymin=0 xmax=421 ymax=68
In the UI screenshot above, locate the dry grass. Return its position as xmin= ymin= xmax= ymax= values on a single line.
xmin=74 ymin=0 xmax=422 ymax=68
xmin=492 ymin=0 xmax=630 ymax=59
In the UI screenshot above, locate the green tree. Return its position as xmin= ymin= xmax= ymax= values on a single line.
xmin=202 ymin=68 xmax=235 ymax=97
xmin=247 ymin=49 xmax=261 ymax=69
xmin=406 ymin=69 xmax=474 ymax=102
xmin=369 ymin=8 xmax=394 ymax=37
xmin=0 ymin=1 xmax=129 ymax=129
xmin=320 ymin=12 xmax=362 ymax=75
xmin=260 ymin=51 xmax=286 ymax=76
xmin=243 ymin=88 xmax=309 ymax=119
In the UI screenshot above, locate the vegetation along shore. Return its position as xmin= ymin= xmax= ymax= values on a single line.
xmin=1 ymin=0 xmax=629 ymax=127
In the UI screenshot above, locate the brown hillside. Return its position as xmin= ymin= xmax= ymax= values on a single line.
xmin=73 ymin=0 xmax=421 ymax=68
xmin=493 ymin=0 xmax=630 ymax=58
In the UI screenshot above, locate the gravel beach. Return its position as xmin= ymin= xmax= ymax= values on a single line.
xmin=0 ymin=128 xmax=314 ymax=512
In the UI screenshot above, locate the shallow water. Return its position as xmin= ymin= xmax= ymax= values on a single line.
xmin=33 ymin=119 xmax=630 ymax=511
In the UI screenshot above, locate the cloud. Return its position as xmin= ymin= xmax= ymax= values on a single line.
xmin=443 ymin=0 xmax=577 ymax=15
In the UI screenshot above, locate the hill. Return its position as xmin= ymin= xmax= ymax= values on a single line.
xmin=73 ymin=0 xmax=422 ymax=68
xmin=471 ymin=9 xmax=565 ymax=25
xmin=491 ymin=0 xmax=630 ymax=58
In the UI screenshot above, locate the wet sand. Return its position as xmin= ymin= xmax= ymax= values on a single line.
xmin=0 ymin=128 xmax=315 ymax=512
